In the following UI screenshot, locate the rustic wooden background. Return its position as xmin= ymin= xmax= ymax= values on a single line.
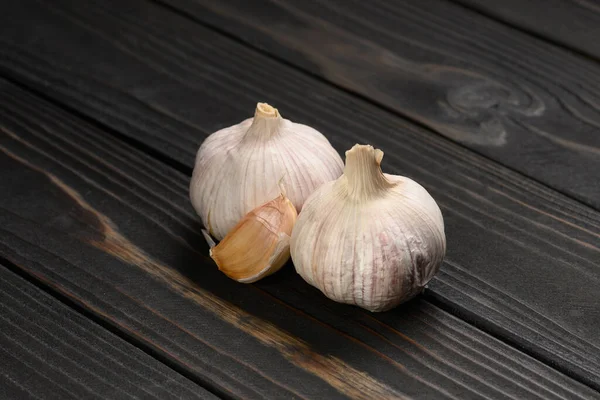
xmin=1 ymin=0 xmax=599 ymax=398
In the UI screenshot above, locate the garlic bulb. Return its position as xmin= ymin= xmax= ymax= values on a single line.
xmin=203 ymin=192 xmax=297 ymax=283
xmin=190 ymin=103 xmax=344 ymax=240
xmin=290 ymin=144 xmax=446 ymax=312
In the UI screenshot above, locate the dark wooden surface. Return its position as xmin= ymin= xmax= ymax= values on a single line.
xmin=1 ymin=0 xmax=600 ymax=398
xmin=456 ymin=0 xmax=600 ymax=61
xmin=0 ymin=266 xmax=216 ymax=400
xmin=161 ymin=0 xmax=600 ymax=211
xmin=2 ymin=80 xmax=598 ymax=399
xmin=2 ymin=0 xmax=600 ymax=390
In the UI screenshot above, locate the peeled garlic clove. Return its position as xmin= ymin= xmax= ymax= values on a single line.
xmin=290 ymin=144 xmax=446 ymax=312
xmin=205 ymin=193 xmax=297 ymax=283
xmin=190 ymin=102 xmax=343 ymax=240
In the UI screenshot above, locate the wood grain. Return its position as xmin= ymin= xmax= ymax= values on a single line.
xmin=1 ymin=0 xmax=600 ymax=390
xmin=0 ymin=265 xmax=217 ymax=400
xmin=1 ymin=80 xmax=598 ymax=399
xmin=161 ymin=0 xmax=600 ymax=211
xmin=454 ymin=0 xmax=600 ymax=61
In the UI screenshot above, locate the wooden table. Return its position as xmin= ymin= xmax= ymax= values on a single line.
xmin=1 ymin=1 xmax=599 ymax=398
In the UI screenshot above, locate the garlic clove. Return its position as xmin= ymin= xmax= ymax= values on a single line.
xmin=204 ymin=192 xmax=297 ymax=283
xmin=190 ymin=102 xmax=343 ymax=240
xmin=290 ymin=144 xmax=446 ymax=312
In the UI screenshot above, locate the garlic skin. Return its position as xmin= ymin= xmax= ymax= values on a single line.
xmin=190 ymin=103 xmax=344 ymax=240
xmin=203 ymin=192 xmax=297 ymax=283
xmin=290 ymin=144 xmax=446 ymax=312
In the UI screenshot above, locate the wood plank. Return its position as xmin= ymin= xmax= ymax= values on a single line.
xmin=0 ymin=0 xmax=600 ymax=389
xmin=454 ymin=0 xmax=600 ymax=61
xmin=0 ymin=265 xmax=217 ymax=400
xmin=1 ymin=81 xmax=598 ymax=400
xmin=159 ymin=0 xmax=600 ymax=211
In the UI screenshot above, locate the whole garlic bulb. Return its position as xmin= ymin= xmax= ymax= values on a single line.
xmin=290 ymin=144 xmax=446 ymax=312
xmin=190 ymin=103 xmax=344 ymax=240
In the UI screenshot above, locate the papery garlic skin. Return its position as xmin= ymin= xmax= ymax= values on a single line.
xmin=190 ymin=103 xmax=344 ymax=240
xmin=290 ymin=144 xmax=446 ymax=312
xmin=203 ymin=192 xmax=297 ymax=283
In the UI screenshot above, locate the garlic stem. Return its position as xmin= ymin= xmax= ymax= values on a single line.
xmin=244 ymin=103 xmax=283 ymax=141
xmin=344 ymin=145 xmax=395 ymax=200
xmin=256 ymin=102 xmax=279 ymax=118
